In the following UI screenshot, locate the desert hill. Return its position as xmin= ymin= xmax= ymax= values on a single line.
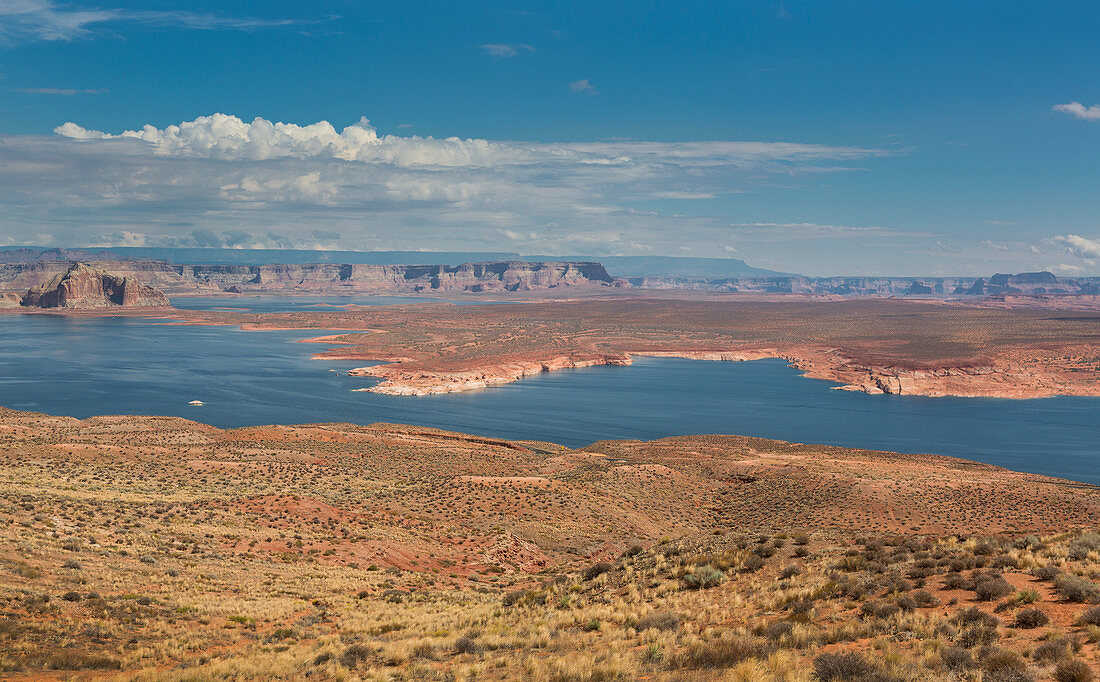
xmin=3 ymin=409 xmax=1100 ymax=678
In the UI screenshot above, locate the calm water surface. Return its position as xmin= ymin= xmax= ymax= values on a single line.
xmin=2 ymin=312 xmax=1098 ymax=483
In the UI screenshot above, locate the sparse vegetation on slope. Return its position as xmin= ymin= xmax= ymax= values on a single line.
xmin=0 ymin=407 xmax=1099 ymax=679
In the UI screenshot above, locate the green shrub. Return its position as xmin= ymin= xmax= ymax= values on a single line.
xmin=682 ymin=565 xmax=725 ymax=590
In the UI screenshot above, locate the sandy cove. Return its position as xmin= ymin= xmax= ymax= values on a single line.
xmin=341 ymin=346 xmax=1099 ymax=398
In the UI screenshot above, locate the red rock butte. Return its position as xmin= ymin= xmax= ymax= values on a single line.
xmin=18 ymin=262 xmax=170 ymax=309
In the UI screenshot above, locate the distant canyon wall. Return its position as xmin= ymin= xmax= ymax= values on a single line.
xmin=629 ymin=271 xmax=1100 ymax=296
xmin=2 ymin=256 xmax=1097 ymax=298
xmin=0 ymin=260 xmax=619 ymax=295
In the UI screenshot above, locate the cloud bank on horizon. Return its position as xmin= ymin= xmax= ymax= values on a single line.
xmin=0 ymin=112 xmax=1092 ymax=276
xmin=0 ymin=112 xmax=910 ymax=260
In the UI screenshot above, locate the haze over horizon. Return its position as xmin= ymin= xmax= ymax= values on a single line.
xmin=1 ymin=1 xmax=1099 ymax=277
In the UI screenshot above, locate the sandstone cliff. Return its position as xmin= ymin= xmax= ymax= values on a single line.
xmin=20 ymin=262 xmax=170 ymax=309
xmin=1 ymin=260 xmax=617 ymax=295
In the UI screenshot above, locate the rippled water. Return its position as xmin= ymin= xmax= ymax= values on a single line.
xmin=2 ymin=311 xmax=1099 ymax=483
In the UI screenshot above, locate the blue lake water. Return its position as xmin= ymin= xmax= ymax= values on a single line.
xmin=2 ymin=312 xmax=1099 ymax=483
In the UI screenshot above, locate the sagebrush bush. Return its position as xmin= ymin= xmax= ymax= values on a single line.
xmin=1055 ymin=659 xmax=1095 ymax=682
xmin=338 ymin=644 xmax=373 ymax=668
xmin=981 ymin=647 xmax=1027 ymax=675
xmin=762 ymin=620 xmax=793 ymax=641
xmin=1056 ymin=574 xmax=1100 ymax=603
xmin=581 ymin=562 xmax=612 ymax=581
xmin=668 ymin=637 xmax=770 ymax=670
xmin=954 ymin=606 xmax=1000 ymax=628
xmin=634 ymin=612 xmax=679 ymax=631
xmin=1034 ymin=638 xmax=1074 ymax=664
xmin=958 ymin=625 xmax=999 ymax=648
xmin=1078 ymin=606 xmax=1100 ymax=626
xmin=943 ymin=572 xmax=968 ymax=589
xmin=812 ymin=652 xmax=871 ymax=680
xmin=1014 ymin=608 xmax=1049 ymax=629
xmin=1032 ymin=564 xmax=1062 ymax=581
xmin=939 ymin=645 xmax=973 ymax=670
xmin=975 ymin=577 xmax=1014 ymax=601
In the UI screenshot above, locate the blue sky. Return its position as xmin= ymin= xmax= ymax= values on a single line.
xmin=0 ymin=0 xmax=1098 ymax=275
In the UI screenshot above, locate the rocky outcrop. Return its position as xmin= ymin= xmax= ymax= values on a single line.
xmin=20 ymin=262 xmax=170 ymax=309
xmin=351 ymin=349 xmax=792 ymax=396
xmin=351 ymin=355 xmax=631 ymax=395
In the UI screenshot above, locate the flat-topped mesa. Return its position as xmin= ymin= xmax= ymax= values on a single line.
xmin=242 ymin=260 xmax=618 ymax=293
xmin=20 ymin=262 xmax=170 ymax=308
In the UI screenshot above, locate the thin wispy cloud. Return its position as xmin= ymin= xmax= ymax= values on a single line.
xmin=726 ymin=222 xmax=929 ymax=241
xmin=0 ymin=0 xmax=309 ymax=46
xmin=0 ymin=113 xmax=891 ymax=254
xmin=478 ymin=43 xmax=534 ymax=58
xmin=1053 ymin=102 xmax=1100 ymax=121
xmin=15 ymin=87 xmax=106 ymax=95
xmin=569 ymin=78 xmax=598 ymax=95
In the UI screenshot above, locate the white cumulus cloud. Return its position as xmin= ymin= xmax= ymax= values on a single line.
xmin=1053 ymin=102 xmax=1100 ymax=121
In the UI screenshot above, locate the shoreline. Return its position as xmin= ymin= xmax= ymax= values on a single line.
xmin=332 ymin=346 xmax=1100 ymax=399
xmin=5 ymin=299 xmax=1098 ymax=400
